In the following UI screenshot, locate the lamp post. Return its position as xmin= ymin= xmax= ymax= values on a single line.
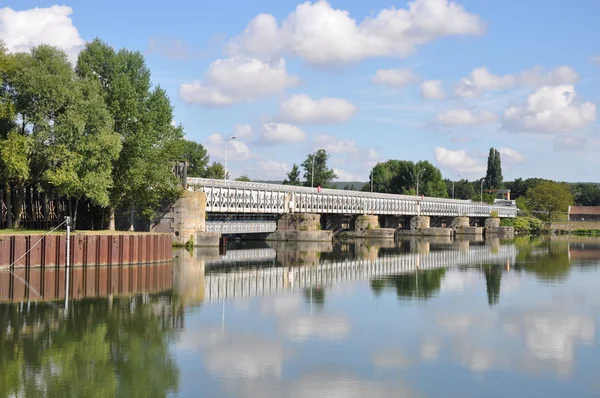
xmin=416 ymin=169 xmax=426 ymax=196
xmin=224 ymin=135 xmax=236 ymax=180
xmin=480 ymin=179 xmax=485 ymax=203
xmin=311 ymin=155 xmax=315 ymax=188
xmin=453 ymin=174 xmax=461 ymax=199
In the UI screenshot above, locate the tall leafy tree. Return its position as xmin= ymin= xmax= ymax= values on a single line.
xmin=301 ymin=149 xmax=337 ymax=188
xmin=283 ymin=163 xmax=301 ymax=185
xmin=525 ymin=180 xmax=574 ymax=220
xmin=368 ymin=159 xmax=447 ymax=197
xmin=77 ymin=39 xmax=183 ymax=228
xmin=485 ymin=148 xmax=503 ymax=190
xmin=572 ymin=183 xmax=600 ymax=206
xmin=235 ymin=175 xmax=252 ymax=182
xmin=205 ymin=162 xmax=226 ymax=179
xmin=178 ymin=139 xmax=209 ymax=178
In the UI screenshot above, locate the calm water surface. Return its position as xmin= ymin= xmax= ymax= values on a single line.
xmin=2 ymin=237 xmax=600 ymax=397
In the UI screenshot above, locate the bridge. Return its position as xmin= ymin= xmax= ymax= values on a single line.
xmin=152 ymin=178 xmax=517 ymax=244
xmin=197 ymin=244 xmax=516 ymax=302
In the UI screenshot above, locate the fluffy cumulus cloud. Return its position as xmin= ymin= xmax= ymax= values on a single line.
xmin=278 ymin=94 xmax=357 ymax=124
xmin=259 ymin=123 xmax=307 ymax=145
xmin=234 ymin=124 xmax=253 ymax=140
xmin=205 ymin=133 xmax=255 ymax=161
xmin=313 ymin=134 xmax=359 ymax=154
xmin=248 ymin=159 xmax=290 ymax=180
xmin=502 ymin=85 xmax=596 ymax=134
xmin=421 ymin=80 xmax=447 ymax=99
xmin=553 ymin=135 xmax=590 ymax=151
xmin=455 ymin=66 xmax=579 ymax=97
xmin=435 ymin=109 xmax=497 ymax=125
xmin=224 ymin=0 xmax=485 ymax=66
xmin=498 ymin=147 xmax=526 ymax=163
xmin=0 ymin=6 xmax=85 ymax=61
xmin=372 ymin=68 xmax=419 ymax=87
xmin=434 ymin=147 xmax=486 ymax=176
xmin=179 ymin=57 xmax=299 ymax=106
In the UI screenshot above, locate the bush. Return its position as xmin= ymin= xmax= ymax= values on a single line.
xmin=513 ymin=216 xmax=542 ymax=235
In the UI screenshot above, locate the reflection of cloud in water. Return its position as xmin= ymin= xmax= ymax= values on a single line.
xmin=205 ymin=335 xmax=288 ymax=379
xmin=176 ymin=328 xmax=289 ymax=380
xmin=281 ymin=315 xmax=350 ymax=342
xmin=440 ymin=271 xmax=480 ymax=293
xmin=261 ymin=295 xmax=303 ymax=317
xmin=372 ymin=349 xmax=411 ymax=369
xmin=420 ymin=339 xmax=440 ymax=361
xmin=229 ymin=370 xmax=419 ymax=398
xmin=436 ymin=313 xmax=493 ymax=334
xmin=502 ymin=311 xmax=594 ymax=375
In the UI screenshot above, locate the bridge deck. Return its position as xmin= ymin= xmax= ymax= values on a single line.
xmin=188 ymin=178 xmax=517 ymax=218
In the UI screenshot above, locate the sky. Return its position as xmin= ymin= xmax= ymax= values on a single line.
xmin=1 ymin=0 xmax=599 ymax=182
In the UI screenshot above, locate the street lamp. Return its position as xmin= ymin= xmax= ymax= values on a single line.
xmin=224 ymin=135 xmax=236 ymax=180
xmin=416 ymin=169 xmax=426 ymax=196
xmin=480 ymin=179 xmax=486 ymax=203
xmin=452 ymin=173 xmax=461 ymax=199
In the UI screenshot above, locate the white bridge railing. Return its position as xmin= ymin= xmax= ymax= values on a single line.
xmin=188 ymin=178 xmax=517 ymax=218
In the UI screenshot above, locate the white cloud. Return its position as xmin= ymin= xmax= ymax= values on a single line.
xmin=421 ymin=80 xmax=447 ymax=100
xmin=251 ymin=159 xmax=290 ymax=180
xmin=455 ymin=66 xmax=579 ymax=98
xmin=435 ymin=109 xmax=497 ymax=126
xmin=234 ymin=124 xmax=253 ymax=140
xmin=206 ymin=133 xmax=255 ymax=161
xmin=259 ymin=123 xmax=307 ymax=145
xmin=0 ymin=6 xmax=85 ymax=62
xmin=553 ymin=135 xmax=590 ymax=151
xmin=179 ymin=57 xmax=299 ymax=106
xmin=280 ymin=315 xmax=350 ymax=342
xmin=498 ymin=147 xmax=526 ymax=163
xmin=455 ymin=67 xmax=516 ymax=98
xmin=334 ymin=168 xmax=364 ymax=181
xmin=314 ymin=135 xmax=359 ymax=154
xmin=434 ymin=147 xmax=486 ymax=176
xmin=372 ymin=68 xmax=419 ymax=87
xmin=224 ymin=0 xmax=485 ymax=66
xmin=278 ymin=94 xmax=357 ymax=124
xmin=502 ymin=85 xmax=596 ymax=134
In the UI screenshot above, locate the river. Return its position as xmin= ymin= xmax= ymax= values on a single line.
xmin=1 ymin=236 xmax=600 ymax=397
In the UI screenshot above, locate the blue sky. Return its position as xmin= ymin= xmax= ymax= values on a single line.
xmin=2 ymin=0 xmax=599 ymax=182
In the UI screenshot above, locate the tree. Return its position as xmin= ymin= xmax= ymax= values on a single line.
xmin=77 ymin=39 xmax=183 ymax=228
xmin=525 ymin=180 xmax=574 ymax=220
xmin=283 ymin=163 xmax=301 ymax=185
xmin=446 ymin=178 xmax=476 ymax=200
xmin=301 ymin=150 xmax=337 ymax=188
xmin=572 ymin=183 xmax=600 ymax=206
xmin=0 ymin=132 xmax=31 ymax=227
xmin=205 ymin=162 xmax=226 ymax=179
xmin=369 ymin=159 xmax=447 ymax=197
xmin=179 ymin=139 xmax=209 ymax=178
xmin=0 ymin=40 xmax=16 ymax=135
xmin=485 ymin=148 xmax=503 ymax=190
xmin=236 ymin=175 xmax=251 ymax=182
xmin=416 ymin=160 xmax=447 ymax=197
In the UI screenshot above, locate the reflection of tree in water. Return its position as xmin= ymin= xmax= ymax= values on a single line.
xmin=370 ymin=268 xmax=447 ymax=301
xmin=514 ymin=238 xmax=572 ymax=283
xmin=483 ymin=265 xmax=502 ymax=306
xmin=0 ymin=295 xmax=180 ymax=398
xmin=303 ymin=287 xmax=326 ymax=309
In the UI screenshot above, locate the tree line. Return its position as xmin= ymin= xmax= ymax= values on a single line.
xmin=0 ymin=39 xmax=226 ymax=230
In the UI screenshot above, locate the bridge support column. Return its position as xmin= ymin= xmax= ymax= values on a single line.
xmin=485 ymin=217 xmax=514 ymax=238
xmin=411 ymin=216 xmax=430 ymax=229
xmin=452 ymin=216 xmax=483 ymax=236
xmin=151 ymin=191 xmax=220 ymax=246
xmin=352 ymin=215 xmax=395 ymax=239
xmin=267 ymin=213 xmax=333 ymax=242
xmin=397 ymin=216 xmax=452 ymax=237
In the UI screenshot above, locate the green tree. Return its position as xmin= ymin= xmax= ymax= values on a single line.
xmin=416 ymin=160 xmax=447 ymax=197
xmin=77 ymin=39 xmax=183 ymax=229
xmin=301 ymin=150 xmax=337 ymax=188
xmin=525 ymin=180 xmax=574 ymax=220
xmin=0 ymin=40 xmax=16 ymax=135
xmin=369 ymin=159 xmax=447 ymax=197
xmin=283 ymin=163 xmax=301 ymax=185
xmin=446 ymin=178 xmax=476 ymax=200
xmin=179 ymin=139 xmax=209 ymax=178
xmin=236 ymin=175 xmax=252 ymax=182
xmin=0 ymin=132 xmax=31 ymax=227
xmin=572 ymin=183 xmax=600 ymax=206
xmin=205 ymin=162 xmax=226 ymax=179
xmin=485 ymin=148 xmax=503 ymax=190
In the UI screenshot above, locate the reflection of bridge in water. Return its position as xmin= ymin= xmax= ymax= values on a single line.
xmin=174 ymin=240 xmax=517 ymax=303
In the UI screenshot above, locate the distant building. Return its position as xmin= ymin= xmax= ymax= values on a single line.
xmin=568 ymin=206 xmax=600 ymax=222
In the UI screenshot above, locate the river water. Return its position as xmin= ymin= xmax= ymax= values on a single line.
xmin=2 ymin=237 xmax=600 ymax=397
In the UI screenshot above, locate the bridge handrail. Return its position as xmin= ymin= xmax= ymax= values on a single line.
xmin=187 ymin=177 xmax=515 ymax=212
